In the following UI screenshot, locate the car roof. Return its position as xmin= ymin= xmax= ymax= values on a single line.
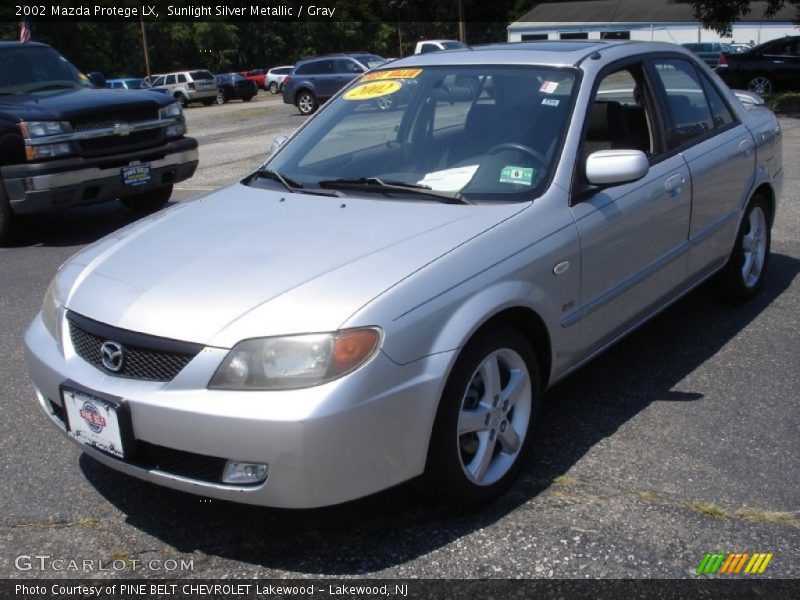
xmin=386 ymin=40 xmax=693 ymax=68
xmin=0 ymin=41 xmax=48 ymax=48
xmin=297 ymin=52 xmax=379 ymax=63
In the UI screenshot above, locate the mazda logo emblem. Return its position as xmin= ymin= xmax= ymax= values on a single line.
xmin=100 ymin=341 xmax=125 ymax=372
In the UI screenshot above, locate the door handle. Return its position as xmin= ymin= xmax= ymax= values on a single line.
xmin=664 ymin=173 xmax=685 ymax=193
xmin=739 ymin=139 xmax=753 ymax=156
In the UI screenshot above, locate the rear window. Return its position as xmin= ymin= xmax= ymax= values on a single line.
xmin=190 ymin=70 xmax=214 ymax=80
xmin=354 ymin=55 xmax=386 ymax=69
xmin=441 ymin=41 xmax=467 ymax=50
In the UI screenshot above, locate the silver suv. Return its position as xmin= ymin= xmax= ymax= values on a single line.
xmin=150 ymin=70 xmax=218 ymax=107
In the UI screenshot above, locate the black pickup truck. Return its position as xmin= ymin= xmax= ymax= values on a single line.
xmin=0 ymin=41 xmax=199 ymax=245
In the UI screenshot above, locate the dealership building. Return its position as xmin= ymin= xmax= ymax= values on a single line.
xmin=508 ymin=0 xmax=798 ymax=46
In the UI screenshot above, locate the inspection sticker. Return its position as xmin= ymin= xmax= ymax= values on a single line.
xmin=362 ymin=68 xmax=422 ymax=81
xmin=343 ymin=80 xmax=402 ymax=101
xmin=500 ymin=165 xmax=535 ymax=186
xmin=539 ymin=80 xmax=558 ymax=93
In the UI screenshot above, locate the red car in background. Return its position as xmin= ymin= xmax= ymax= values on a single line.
xmin=240 ymin=69 xmax=266 ymax=90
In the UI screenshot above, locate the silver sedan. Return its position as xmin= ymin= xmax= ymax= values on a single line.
xmin=25 ymin=41 xmax=782 ymax=508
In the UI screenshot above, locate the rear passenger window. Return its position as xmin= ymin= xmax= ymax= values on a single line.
xmin=700 ymin=77 xmax=735 ymax=129
xmin=165 ymin=74 xmax=176 ymax=85
xmin=177 ymin=74 xmax=187 ymax=83
xmin=652 ymin=59 xmax=714 ymax=147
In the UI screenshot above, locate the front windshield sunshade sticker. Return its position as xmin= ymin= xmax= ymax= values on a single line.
xmin=362 ymin=69 xmax=423 ymax=81
xmin=344 ymin=81 xmax=402 ymax=101
xmin=500 ymin=166 xmax=535 ymax=186
xmin=539 ymin=81 xmax=559 ymax=94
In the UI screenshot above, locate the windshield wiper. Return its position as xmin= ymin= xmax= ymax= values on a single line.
xmin=247 ymin=168 xmax=304 ymax=191
xmin=317 ymin=177 xmax=468 ymax=204
xmin=245 ymin=168 xmax=343 ymax=197
xmin=26 ymin=83 xmax=77 ymax=93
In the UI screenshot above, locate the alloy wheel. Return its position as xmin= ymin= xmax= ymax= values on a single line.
xmin=741 ymin=205 xmax=767 ymax=288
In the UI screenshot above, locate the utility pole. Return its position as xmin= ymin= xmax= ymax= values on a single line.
xmin=140 ymin=17 xmax=151 ymax=79
xmin=458 ymin=0 xmax=466 ymax=44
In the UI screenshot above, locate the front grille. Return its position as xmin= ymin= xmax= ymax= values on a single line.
xmin=70 ymin=108 xmax=158 ymax=131
xmin=133 ymin=441 xmax=227 ymax=483
xmin=67 ymin=311 xmax=203 ymax=382
xmin=75 ymin=128 xmax=164 ymax=157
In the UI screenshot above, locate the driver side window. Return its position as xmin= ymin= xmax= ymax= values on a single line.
xmin=582 ymin=65 xmax=655 ymax=161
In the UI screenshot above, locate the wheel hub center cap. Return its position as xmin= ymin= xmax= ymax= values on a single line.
xmin=490 ymin=407 xmax=503 ymax=428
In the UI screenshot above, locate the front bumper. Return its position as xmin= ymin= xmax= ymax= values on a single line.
xmin=24 ymin=313 xmax=452 ymax=508
xmin=2 ymin=137 xmax=198 ymax=215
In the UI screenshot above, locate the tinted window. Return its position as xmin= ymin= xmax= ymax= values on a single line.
xmin=353 ymin=55 xmax=386 ymax=69
xmin=441 ymin=41 xmax=467 ymax=49
xmin=152 ymin=76 xmax=165 ymax=86
xmin=232 ymin=74 xmax=246 ymax=82
xmin=336 ymin=59 xmax=363 ymax=74
xmin=653 ymin=59 xmax=714 ymax=147
xmin=177 ymin=73 xmax=187 ymax=83
xmin=764 ymin=40 xmax=799 ymax=56
xmin=278 ymin=67 xmax=292 ymax=74
xmin=190 ymin=70 xmax=214 ymax=80
xmin=701 ymin=77 xmax=735 ymax=129
xmin=419 ymin=44 xmax=438 ymax=54
xmin=165 ymin=74 xmax=176 ymax=85
xmin=0 ymin=45 xmax=89 ymax=93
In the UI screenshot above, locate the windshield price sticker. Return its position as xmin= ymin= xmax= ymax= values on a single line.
xmin=500 ymin=165 xmax=535 ymax=186
xmin=344 ymin=81 xmax=402 ymax=101
xmin=362 ymin=69 xmax=423 ymax=81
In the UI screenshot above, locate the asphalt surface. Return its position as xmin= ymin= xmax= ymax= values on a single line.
xmin=0 ymin=93 xmax=798 ymax=580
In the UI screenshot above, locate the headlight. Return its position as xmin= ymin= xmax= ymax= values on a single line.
xmin=19 ymin=121 xmax=70 ymax=138
xmin=165 ymin=121 xmax=186 ymax=138
xmin=41 ymin=276 xmax=61 ymax=340
xmin=159 ymin=102 xmax=183 ymax=120
xmin=25 ymin=142 xmax=73 ymax=161
xmin=209 ymin=328 xmax=382 ymax=390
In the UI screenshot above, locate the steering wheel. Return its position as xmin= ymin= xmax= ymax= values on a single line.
xmin=487 ymin=143 xmax=547 ymax=167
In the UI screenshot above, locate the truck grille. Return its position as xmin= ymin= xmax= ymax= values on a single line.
xmin=75 ymin=128 xmax=164 ymax=157
xmin=67 ymin=311 xmax=203 ymax=382
xmin=70 ymin=108 xmax=158 ymax=131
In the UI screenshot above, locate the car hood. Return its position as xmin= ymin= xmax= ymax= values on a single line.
xmin=0 ymin=87 xmax=172 ymax=121
xmin=61 ymin=184 xmax=525 ymax=348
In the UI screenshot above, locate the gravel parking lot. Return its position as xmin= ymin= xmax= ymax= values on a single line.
xmin=0 ymin=93 xmax=797 ymax=579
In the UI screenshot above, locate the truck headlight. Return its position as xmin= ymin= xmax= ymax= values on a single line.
xmin=209 ymin=328 xmax=382 ymax=390
xmin=19 ymin=121 xmax=70 ymax=138
xmin=159 ymin=102 xmax=183 ymax=120
xmin=164 ymin=121 xmax=186 ymax=138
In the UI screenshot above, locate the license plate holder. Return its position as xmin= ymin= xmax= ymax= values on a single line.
xmin=61 ymin=382 xmax=134 ymax=459
xmin=122 ymin=164 xmax=152 ymax=187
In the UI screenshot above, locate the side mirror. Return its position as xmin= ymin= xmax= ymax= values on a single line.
xmin=585 ymin=149 xmax=649 ymax=186
xmin=269 ymin=135 xmax=288 ymax=156
xmin=87 ymin=71 xmax=106 ymax=88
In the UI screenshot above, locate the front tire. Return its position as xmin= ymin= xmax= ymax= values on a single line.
xmin=296 ymin=91 xmax=318 ymax=115
xmin=716 ymin=195 xmax=771 ymax=300
xmin=0 ymin=186 xmax=17 ymax=247
xmin=215 ymin=90 xmax=227 ymax=105
xmin=423 ymin=327 xmax=540 ymax=507
xmin=120 ymin=185 xmax=172 ymax=214
xmin=175 ymin=93 xmax=188 ymax=108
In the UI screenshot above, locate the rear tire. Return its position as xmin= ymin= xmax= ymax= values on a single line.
xmin=215 ymin=90 xmax=227 ymax=105
xmin=423 ymin=327 xmax=541 ymax=507
xmin=120 ymin=185 xmax=172 ymax=214
xmin=296 ymin=91 xmax=318 ymax=115
xmin=0 ymin=186 xmax=17 ymax=247
xmin=747 ymin=74 xmax=773 ymax=95
xmin=269 ymin=81 xmax=279 ymax=94
xmin=716 ymin=195 xmax=771 ymax=301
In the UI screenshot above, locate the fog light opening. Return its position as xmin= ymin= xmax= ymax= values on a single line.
xmin=222 ymin=460 xmax=268 ymax=485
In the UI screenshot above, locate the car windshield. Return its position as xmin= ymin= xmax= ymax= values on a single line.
xmin=261 ymin=65 xmax=576 ymax=202
xmin=354 ymin=55 xmax=387 ymax=69
xmin=0 ymin=45 xmax=90 ymax=95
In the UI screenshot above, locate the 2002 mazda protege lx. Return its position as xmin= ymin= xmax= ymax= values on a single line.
xmin=25 ymin=41 xmax=782 ymax=508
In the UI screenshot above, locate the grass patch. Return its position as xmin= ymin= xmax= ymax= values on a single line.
xmin=735 ymin=508 xmax=799 ymax=528
xmin=552 ymin=475 xmax=579 ymax=486
xmin=686 ymin=501 xmax=732 ymax=519
xmin=763 ymin=92 xmax=800 ymax=115
xmin=635 ymin=490 xmax=661 ymax=502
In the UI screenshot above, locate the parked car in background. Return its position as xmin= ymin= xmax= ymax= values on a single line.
xmin=414 ymin=39 xmax=467 ymax=54
xmin=25 ymin=41 xmax=781 ymax=508
xmin=681 ymin=42 xmax=732 ymax=67
xmin=241 ymin=68 xmax=267 ymax=90
xmin=214 ymin=73 xmax=258 ymax=104
xmin=716 ymin=36 xmax=800 ymax=95
xmin=150 ymin=70 xmax=218 ymax=107
xmin=281 ymin=52 xmax=386 ymax=115
xmin=107 ymin=78 xmax=169 ymax=95
xmin=0 ymin=41 xmax=198 ymax=244
xmin=266 ymin=65 xmax=293 ymax=94
xmin=729 ymin=43 xmax=753 ymax=54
